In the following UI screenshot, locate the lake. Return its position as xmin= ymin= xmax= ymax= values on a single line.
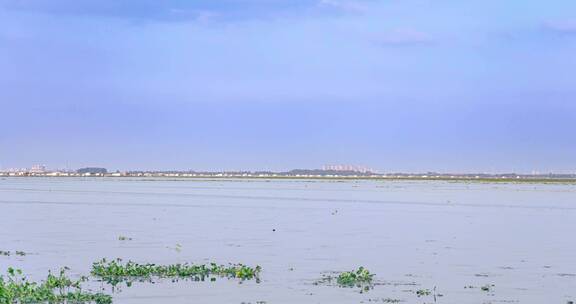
xmin=0 ymin=177 xmax=574 ymax=303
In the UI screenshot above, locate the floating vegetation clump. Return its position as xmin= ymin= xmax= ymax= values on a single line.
xmin=0 ymin=251 xmax=26 ymax=257
xmin=480 ymin=284 xmax=494 ymax=292
xmin=0 ymin=267 xmax=112 ymax=304
xmin=416 ymin=289 xmax=432 ymax=297
xmin=414 ymin=287 xmax=444 ymax=302
xmin=316 ymin=267 xmax=375 ymax=292
xmin=91 ymin=259 xmax=261 ymax=286
xmin=336 ymin=267 xmax=374 ymax=287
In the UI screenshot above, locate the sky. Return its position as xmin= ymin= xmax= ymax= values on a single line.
xmin=0 ymin=0 xmax=575 ymax=173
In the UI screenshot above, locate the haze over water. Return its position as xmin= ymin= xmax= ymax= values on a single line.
xmin=1 ymin=177 xmax=574 ymax=303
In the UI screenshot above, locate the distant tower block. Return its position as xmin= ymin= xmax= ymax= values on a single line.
xmin=29 ymin=164 xmax=47 ymax=173
xmin=322 ymin=164 xmax=372 ymax=174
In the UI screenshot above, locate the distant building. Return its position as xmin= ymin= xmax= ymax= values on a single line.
xmin=322 ymin=164 xmax=373 ymax=174
xmin=29 ymin=164 xmax=47 ymax=173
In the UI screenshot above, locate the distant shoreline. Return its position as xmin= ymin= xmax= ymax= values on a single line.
xmin=1 ymin=175 xmax=575 ymax=184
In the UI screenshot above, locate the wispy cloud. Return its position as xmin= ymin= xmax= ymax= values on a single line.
xmin=0 ymin=0 xmax=370 ymax=21
xmin=318 ymin=0 xmax=369 ymax=14
xmin=375 ymin=28 xmax=434 ymax=47
xmin=543 ymin=20 xmax=576 ymax=35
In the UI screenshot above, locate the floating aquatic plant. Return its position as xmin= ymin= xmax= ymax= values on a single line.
xmin=336 ymin=267 xmax=374 ymax=287
xmin=315 ymin=267 xmax=375 ymax=292
xmin=0 ymin=267 xmax=112 ymax=304
xmin=416 ymin=289 xmax=431 ymax=297
xmin=91 ymin=258 xmax=261 ymax=286
xmin=0 ymin=251 xmax=26 ymax=257
xmin=480 ymin=284 xmax=494 ymax=292
xmin=416 ymin=287 xmax=443 ymax=300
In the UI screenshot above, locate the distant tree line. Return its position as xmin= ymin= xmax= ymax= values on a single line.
xmin=76 ymin=167 xmax=108 ymax=174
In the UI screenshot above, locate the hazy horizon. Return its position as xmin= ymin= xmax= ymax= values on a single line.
xmin=1 ymin=0 xmax=575 ymax=173
xmin=2 ymin=163 xmax=575 ymax=176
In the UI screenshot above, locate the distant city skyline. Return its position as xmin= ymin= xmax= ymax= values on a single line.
xmin=1 ymin=163 xmax=574 ymax=175
xmin=1 ymin=1 xmax=575 ymax=172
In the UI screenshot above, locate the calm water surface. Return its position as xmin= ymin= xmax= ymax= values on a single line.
xmin=0 ymin=177 xmax=575 ymax=303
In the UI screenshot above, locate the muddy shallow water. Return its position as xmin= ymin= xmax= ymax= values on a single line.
xmin=0 ymin=177 xmax=575 ymax=303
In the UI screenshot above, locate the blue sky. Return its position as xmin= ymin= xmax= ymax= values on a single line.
xmin=0 ymin=0 xmax=575 ymax=172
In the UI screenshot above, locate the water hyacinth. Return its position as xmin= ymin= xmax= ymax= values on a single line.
xmin=91 ymin=259 xmax=261 ymax=286
xmin=315 ymin=267 xmax=375 ymax=292
xmin=0 ymin=251 xmax=26 ymax=257
xmin=0 ymin=267 xmax=112 ymax=304
xmin=416 ymin=289 xmax=432 ymax=297
xmin=336 ymin=267 xmax=374 ymax=287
